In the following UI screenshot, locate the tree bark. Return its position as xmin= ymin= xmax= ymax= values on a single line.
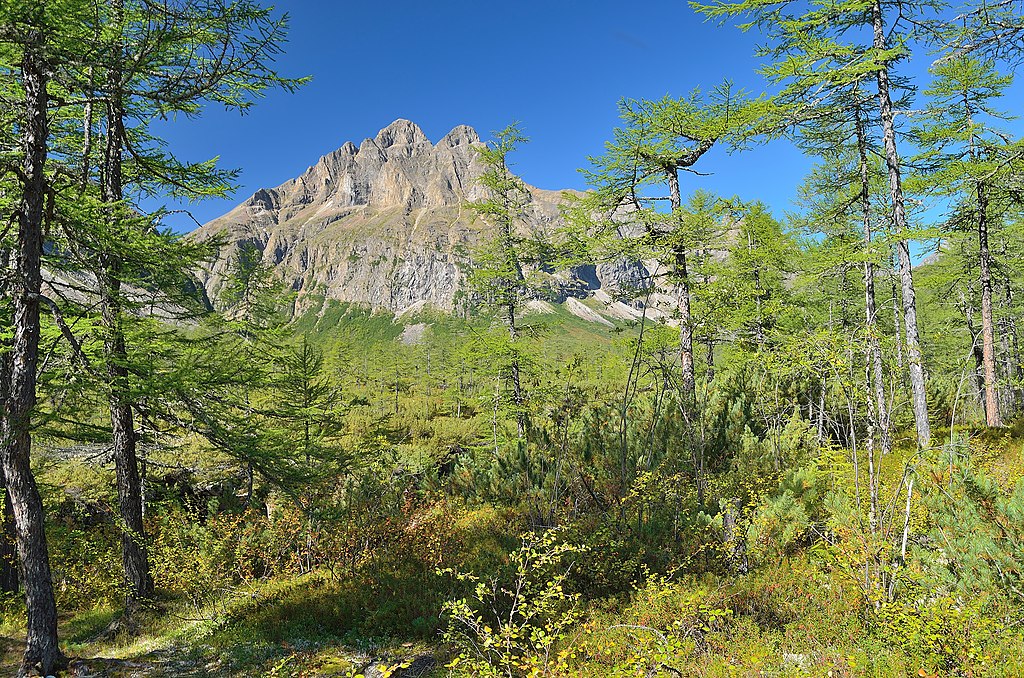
xmin=0 ymin=333 xmax=19 ymax=594
xmin=500 ymin=199 xmax=526 ymax=438
xmin=963 ymin=296 xmax=988 ymax=414
xmin=872 ymin=0 xmax=930 ymax=448
xmin=0 ymin=483 xmax=17 ymax=595
xmin=1000 ymin=279 xmax=1022 ymax=414
xmin=1 ymin=40 xmax=65 ymax=676
xmin=856 ymin=108 xmax=890 ymax=459
xmin=976 ymin=183 xmax=1002 ymax=427
xmin=667 ymin=171 xmax=696 ymax=404
xmin=855 ymin=107 xmax=887 ymax=537
xmin=890 ymin=259 xmax=905 ymax=374
xmin=507 ymin=301 xmax=526 ymax=439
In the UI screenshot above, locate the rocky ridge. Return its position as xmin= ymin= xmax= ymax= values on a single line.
xmin=191 ymin=119 xmax=643 ymax=319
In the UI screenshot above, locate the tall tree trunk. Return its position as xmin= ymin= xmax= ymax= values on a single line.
xmin=507 ymin=305 xmax=526 ymax=438
xmin=1 ymin=41 xmax=64 ymax=676
xmin=0 ymin=350 xmax=19 ymax=596
xmin=998 ymin=315 xmax=1017 ymax=414
xmin=501 ymin=205 xmax=526 ymax=439
xmin=667 ymin=171 xmax=695 ymax=403
xmin=80 ymin=65 xmax=95 ymax=189
xmin=855 ymin=107 xmax=887 ymax=537
xmin=964 ymin=297 xmax=987 ymax=414
xmin=0 ymin=263 xmax=19 ymax=597
xmin=976 ymin=183 xmax=1002 ymax=427
xmin=101 ymin=2 xmax=154 ymax=603
xmin=704 ymin=338 xmax=715 ymax=383
xmin=856 ymin=108 xmax=890 ymax=458
xmin=890 ymin=258 xmax=905 ymax=374
xmin=100 ymin=270 xmax=154 ymax=603
xmin=872 ymin=0 xmax=930 ymax=447
xmin=0 ymin=484 xmax=17 ymax=595
xmin=1000 ymin=279 xmax=1022 ymax=414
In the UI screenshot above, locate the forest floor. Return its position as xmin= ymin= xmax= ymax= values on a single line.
xmin=1 ymin=571 xmax=443 ymax=676
xmin=1 ymin=426 xmax=1023 ymax=676
xmin=0 ymin=622 xmax=436 ymax=676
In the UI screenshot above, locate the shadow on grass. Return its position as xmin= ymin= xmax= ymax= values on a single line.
xmin=194 ymin=562 xmax=455 ymax=674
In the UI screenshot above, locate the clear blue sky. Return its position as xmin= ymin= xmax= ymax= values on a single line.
xmin=147 ymin=0 xmax=806 ymax=231
xmin=145 ymin=0 xmax=1020 ymax=235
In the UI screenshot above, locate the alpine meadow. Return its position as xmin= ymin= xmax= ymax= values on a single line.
xmin=4 ymin=1 xmax=1024 ymax=676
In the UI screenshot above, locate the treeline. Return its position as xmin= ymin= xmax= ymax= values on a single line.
xmin=1 ymin=0 xmax=1024 ymax=676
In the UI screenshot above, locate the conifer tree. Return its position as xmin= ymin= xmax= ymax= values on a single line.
xmin=273 ymin=336 xmax=345 ymax=468
xmin=912 ymin=56 xmax=1024 ymax=426
xmin=468 ymin=124 xmax=537 ymax=438
xmin=695 ymin=0 xmax=941 ymax=447
xmin=723 ymin=201 xmax=795 ymax=349
xmin=797 ymin=85 xmax=895 ymax=458
xmin=582 ymin=83 xmax=759 ymax=406
xmin=62 ymin=0 xmax=304 ymax=607
xmin=0 ymin=2 xmax=88 ymax=671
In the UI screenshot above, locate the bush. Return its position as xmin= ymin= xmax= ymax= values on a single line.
xmin=876 ymin=594 xmax=1004 ymax=676
xmin=440 ymin=529 xmax=585 ymax=677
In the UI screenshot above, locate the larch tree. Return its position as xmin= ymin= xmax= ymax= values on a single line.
xmin=582 ymin=83 xmax=760 ymax=407
xmin=911 ymin=56 xmax=1024 ymax=427
xmin=694 ymin=0 xmax=941 ymax=448
xmin=795 ymin=83 xmax=895 ymax=460
xmin=468 ymin=123 xmax=537 ymax=439
xmin=0 ymin=1 xmax=92 ymax=672
xmin=63 ymin=0 xmax=304 ymax=608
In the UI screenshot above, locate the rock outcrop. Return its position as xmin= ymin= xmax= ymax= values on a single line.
xmin=191 ymin=119 xmax=576 ymax=314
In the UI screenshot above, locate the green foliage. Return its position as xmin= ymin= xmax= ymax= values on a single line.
xmin=876 ymin=594 xmax=1005 ymax=675
xmin=440 ymin=529 xmax=585 ymax=677
xmin=916 ymin=440 xmax=1024 ymax=605
xmin=219 ymin=241 xmax=293 ymax=327
xmin=747 ymin=464 xmax=821 ymax=563
xmin=7 ymin=1 xmax=1024 ymax=675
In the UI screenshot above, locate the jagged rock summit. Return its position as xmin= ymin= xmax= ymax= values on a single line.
xmin=191 ymin=119 xmax=569 ymax=314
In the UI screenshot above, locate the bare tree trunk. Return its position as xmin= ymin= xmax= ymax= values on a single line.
xmin=816 ymin=377 xmax=826 ymax=443
xmin=667 ymin=172 xmax=695 ymax=403
xmin=1000 ymin=279 xmax=1022 ymax=414
xmin=98 ymin=245 xmax=153 ymax=603
xmin=80 ymin=65 xmax=95 ymax=189
xmin=855 ymin=108 xmax=884 ymax=536
xmin=1 ymin=40 xmax=65 ymax=676
xmin=890 ymin=259 xmax=905 ymax=374
xmin=497 ymin=163 xmax=526 ymax=437
xmin=704 ymin=337 xmax=715 ymax=383
xmin=856 ymin=108 xmax=891 ymax=458
xmin=0 ymin=338 xmax=19 ymax=594
xmin=976 ymin=184 xmax=1002 ymax=427
xmin=507 ymin=297 xmax=525 ymax=438
xmin=721 ymin=498 xmax=748 ymax=575
xmin=964 ymin=300 xmax=988 ymax=413
xmin=873 ymin=0 xmax=930 ymax=448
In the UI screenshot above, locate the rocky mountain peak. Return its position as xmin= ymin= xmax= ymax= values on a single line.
xmin=373 ymin=118 xmax=429 ymax=149
xmin=189 ymin=120 xmax=629 ymax=319
xmin=441 ymin=125 xmax=480 ymax=147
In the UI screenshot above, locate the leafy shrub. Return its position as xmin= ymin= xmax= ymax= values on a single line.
xmin=440 ymin=529 xmax=585 ymax=677
xmin=876 ymin=594 xmax=1004 ymax=675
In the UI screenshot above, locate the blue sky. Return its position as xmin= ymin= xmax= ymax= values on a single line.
xmin=147 ymin=0 xmax=806 ymax=231
xmin=145 ymin=0 xmax=1020 ymax=235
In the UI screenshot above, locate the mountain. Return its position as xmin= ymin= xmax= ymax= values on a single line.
xmin=190 ymin=119 xmax=625 ymax=317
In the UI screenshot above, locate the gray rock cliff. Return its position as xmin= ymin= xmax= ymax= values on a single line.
xmin=190 ymin=119 xmax=580 ymax=314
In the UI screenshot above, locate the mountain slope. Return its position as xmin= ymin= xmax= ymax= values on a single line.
xmin=190 ymin=119 xmax=572 ymax=313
